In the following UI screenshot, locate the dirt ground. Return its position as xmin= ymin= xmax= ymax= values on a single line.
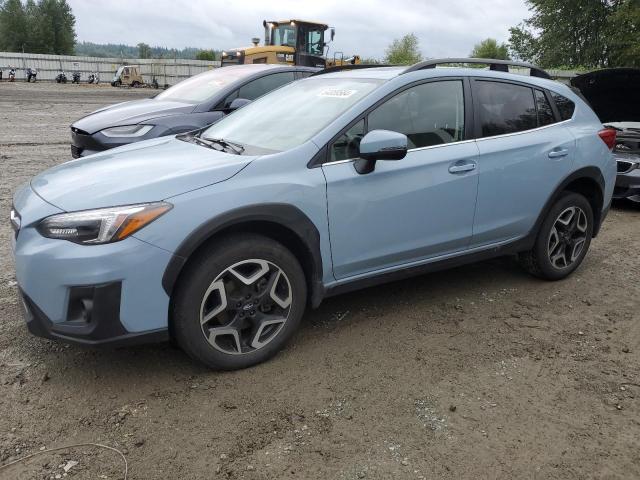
xmin=0 ymin=82 xmax=638 ymax=480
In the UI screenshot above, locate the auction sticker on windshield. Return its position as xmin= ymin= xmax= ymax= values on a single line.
xmin=318 ymin=89 xmax=357 ymax=98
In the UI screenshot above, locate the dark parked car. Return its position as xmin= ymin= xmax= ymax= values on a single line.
xmin=70 ymin=64 xmax=317 ymax=158
xmin=571 ymin=68 xmax=640 ymax=202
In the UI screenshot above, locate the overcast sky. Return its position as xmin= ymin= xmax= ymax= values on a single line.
xmin=67 ymin=0 xmax=531 ymax=59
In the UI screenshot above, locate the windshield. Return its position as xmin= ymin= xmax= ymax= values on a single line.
xmin=155 ymin=67 xmax=257 ymax=104
xmin=271 ymin=25 xmax=297 ymax=47
xmin=113 ymin=66 xmax=124 ymax=80
xmin=202 ymin=78 xmax=382 ymax=152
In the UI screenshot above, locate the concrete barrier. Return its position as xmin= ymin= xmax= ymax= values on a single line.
xmin=0 ymin=51 xmax=220 ymax=85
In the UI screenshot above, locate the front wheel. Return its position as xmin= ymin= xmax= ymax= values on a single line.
xmin=519 ymin=192 xmax=594 ymax=280
xmin=172 ymin=234 xmax=307 ymax=370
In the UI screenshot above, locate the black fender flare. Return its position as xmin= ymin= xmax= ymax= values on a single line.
xmin=162 ymin=203 xmax=325 ymax=307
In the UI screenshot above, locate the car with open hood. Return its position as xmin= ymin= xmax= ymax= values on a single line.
xmin=571 ymin=68 xmax=640 ymax=202
xmin=70 ymin=64 xmax=316 ymax=158
xmin=13 ymin=59 xmax=616 ymax=370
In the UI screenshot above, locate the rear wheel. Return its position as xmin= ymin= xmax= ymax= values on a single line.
xmin=172 ymin=234 xmax=307 ymax=370
xmin=519 ymin=192 xmax=594 ymax=280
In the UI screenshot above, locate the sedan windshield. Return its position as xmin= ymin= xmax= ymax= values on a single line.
xmin=156 ymin=67 xmax=258 ymax=104
xmin=202 ymin=78 xmax=382 ymax=151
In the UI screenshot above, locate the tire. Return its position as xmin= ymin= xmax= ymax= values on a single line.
xmin=519 ymin=191 xmax=594 ymax=280
xmin=131 ymin=81 xmax=140 ymax=87
xmin=171 ymin=234 xmax=307 ymax=370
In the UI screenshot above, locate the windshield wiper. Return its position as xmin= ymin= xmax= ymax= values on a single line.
xmin=176 ymin=131 xmax=244 ymax=155
xmin=201 ymin=137 xmax=245 ymax=155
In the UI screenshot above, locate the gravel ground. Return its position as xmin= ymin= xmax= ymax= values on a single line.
xmin=0 ymin=82 xmax=639 ymax=480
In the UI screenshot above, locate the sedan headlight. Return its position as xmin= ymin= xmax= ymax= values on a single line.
xmin=100 ymin=125 xmax=153 ymax=138
xmin=37 ymin=202 xmax=172 ymax=245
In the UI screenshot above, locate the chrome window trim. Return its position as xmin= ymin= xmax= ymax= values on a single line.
xmin=322 ymin=138 xmax=477 ymax=166
xmin=475 ymin=118 xmax=571 ymax=143
xmin=322 ymin=121 xmax=570 ymax=167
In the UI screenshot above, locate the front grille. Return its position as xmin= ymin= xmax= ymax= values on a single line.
xmin=71 ymin=144 xmax=82 ymax=158
xmin=617 ymin=160 xmax=637 ymax=174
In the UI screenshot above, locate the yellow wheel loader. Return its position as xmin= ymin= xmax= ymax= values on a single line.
xmin=221 ymin=19 xmax=360 ymax=68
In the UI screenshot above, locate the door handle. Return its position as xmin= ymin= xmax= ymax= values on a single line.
xmin=448 ymin=162 xmax=477 ymax=174
xmin=548 ymin=149 xmax=569 ymax=158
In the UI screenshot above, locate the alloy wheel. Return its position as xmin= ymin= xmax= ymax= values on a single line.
xmin=199 ymin=259 xmax=293 ymax=355
xmin=547 ymin=206 xmax=589 ymax=269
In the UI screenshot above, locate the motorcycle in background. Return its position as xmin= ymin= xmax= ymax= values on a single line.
xmin=26 ymin=67 xmax=37 ymax=82
xmin=72 ymin=71 xmax=81 ymax=84
xmin=55 ymin=71 xmax=67 ymax=83
xmin=88 ymin=72 xmax=100 ymax=84
xmin=8 ymin=68 xmax=16 ymax=82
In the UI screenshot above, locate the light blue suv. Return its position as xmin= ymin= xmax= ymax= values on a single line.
xmin=11 ymin=59 xmax=617 ymax=370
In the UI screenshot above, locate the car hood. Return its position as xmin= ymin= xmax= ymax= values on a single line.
xmin=72 ymin=98 xmax=197 ymax=134
xmin=570 ymin=68 xmax=640 ymax=123
xmin=30 ymin=136 xmax=255 ymax=211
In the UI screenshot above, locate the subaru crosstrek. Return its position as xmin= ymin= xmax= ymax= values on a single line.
xmin=11 ymin=59 xmax=617 ymax=370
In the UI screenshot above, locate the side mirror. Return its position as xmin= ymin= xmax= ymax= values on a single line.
xmin=330 ymin=28 xmax=335 ymax=42
xmin=228 ymin=97 xmax=251 ymax=111
xmin=355 ymin=129 xmax=408 ymax=174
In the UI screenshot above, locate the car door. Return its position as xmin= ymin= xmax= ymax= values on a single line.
xmin=470 ymin=80 xmax=576 ymax=247
xmin=322 ymin=79 xmax=480 ymax=280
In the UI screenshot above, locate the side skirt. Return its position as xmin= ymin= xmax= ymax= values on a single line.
xmin=323 ymin=235 xmax=534 ymax=299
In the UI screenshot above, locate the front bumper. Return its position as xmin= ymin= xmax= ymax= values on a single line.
xmin=12 ymin=185 xmax=176 ymax=345
xmin=70 ymin=127 xmax=108 ymax=158
xmin=70 ymin=127 xmax=157 ymax=158
xmin=613 ymin=154 xmax=640 ymax=200
xmin=20 ymin=285 xmax=168 ymax=347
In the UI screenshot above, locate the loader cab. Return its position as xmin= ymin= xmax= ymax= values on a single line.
xmin=264 ymin=20 xmax=331 ymax=68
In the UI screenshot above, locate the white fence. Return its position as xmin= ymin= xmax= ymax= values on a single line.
xmin=0 ymin=52 xmax=220 ymax=85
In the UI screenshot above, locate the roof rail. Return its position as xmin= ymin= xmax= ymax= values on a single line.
xmin=311 ymin=64 xmax=394 ymax=77
xmin=401 ymin=58 xmax=551 ymax=79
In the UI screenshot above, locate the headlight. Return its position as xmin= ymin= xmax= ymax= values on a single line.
xmin=100 ymin=125 xmax=153 ymax=138
xmin=37 ymin=202 xmax=172 ymax=245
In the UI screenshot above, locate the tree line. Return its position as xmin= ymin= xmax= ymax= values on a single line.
xmin=371 ymin=0 xmax=639 ymax=69
xmin=75 ymin=41 xmax=220 ymax=61
xmin=0 ymin=0 xmax=75 ymax=54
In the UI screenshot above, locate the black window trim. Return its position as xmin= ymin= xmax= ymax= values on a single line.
xmin=534 ymin=88 xmax=557 ymax=128
xmin=548 ymin=90 xmax=576 ymax=122
xmin=308 ymin=76 xmax=474 ymax=168
xmin=470 ymin=77 xmax=568 ymax=141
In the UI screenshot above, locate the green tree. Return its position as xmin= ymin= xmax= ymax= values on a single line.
xmin=0 ymin=0 xmax=28 ymax=52
xmin=507 ymin=0 xmax=638 ymax=68
xmin=195 ymin=49 xmax=216 ymax=61
xmin=608 ymin=0 xmax=640 ymax=67
xmin=470 ymin=38 xmax=510 ymax=60
xmin=137 ymin=42 xmax=151 ymax=59
xmin=34 ymin=0 xmax=76 ymax=54
xmin=384 ymin=33 xmax=423 ymax=65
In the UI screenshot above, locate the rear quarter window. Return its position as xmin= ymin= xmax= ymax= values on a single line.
xmin=551 ymin=93 xmax=576 ymax=121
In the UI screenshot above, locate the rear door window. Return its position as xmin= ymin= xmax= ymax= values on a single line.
xmin=535 ymin=89 xmax=555 ymax=126
xmin=367 ymin=80 xmax=465 ymax=149
xmin=551 ymin=92 xmax=576 ymax=121
xmin=476 ymin=81 xmax=537 ymax=137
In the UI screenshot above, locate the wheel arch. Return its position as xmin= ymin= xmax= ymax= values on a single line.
xmin=162 ymin=204 xmax=325 ymax=309
xmin=531 ymin=166 xmax=606 ymax=243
